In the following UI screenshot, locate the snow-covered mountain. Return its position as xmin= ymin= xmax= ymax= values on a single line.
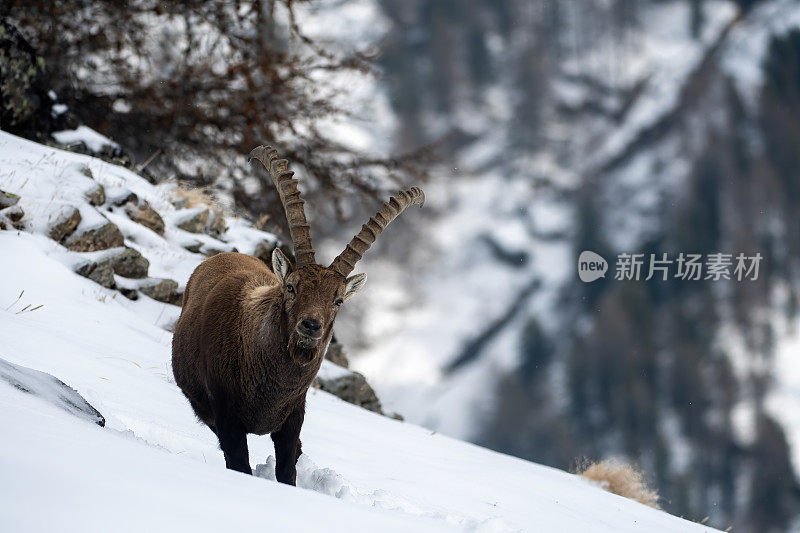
xmin=0 ymin=131 xmax=721 ymax=532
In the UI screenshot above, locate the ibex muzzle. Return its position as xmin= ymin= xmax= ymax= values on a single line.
xmin=171 ymin=145 xmax=423 ymax=484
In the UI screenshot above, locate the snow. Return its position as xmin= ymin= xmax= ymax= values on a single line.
xmin=52 ymin=125 xmax=120 ymax=152
xmin=0 ymin=130 xmax=717 ymax=531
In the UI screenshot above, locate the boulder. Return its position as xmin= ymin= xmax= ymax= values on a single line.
xmin=177 ymin=209 xmax=209 ymax=233
xmin=140 ymin=278 xmax=181 ymax=304
xmin=48 ymin=207 xmax=81 ymax=242
xmin=85 ymin=184 xmax=105 ymax=206
xmin=75 ymin=260 xmax=115 ymax=289
xmin=111 ymin=247 xmax=149 ymax=278
xmin=324 ymin=338 xmax=350 ymax=368
xmin=0 ymin=190 xmax=20 ymax=209
xmin=125 ymin=200 xmax=164 ymax=236
xmin=315 ymin=370 xmax=384 ymax=415
xmin=67 ymin=222 xmax=124 ymax=252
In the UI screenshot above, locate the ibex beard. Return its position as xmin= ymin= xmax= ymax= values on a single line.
xmin=171 ymin=145 xmax=423 ymax=485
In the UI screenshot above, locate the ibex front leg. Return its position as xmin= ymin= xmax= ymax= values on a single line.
xmin=271 ymin=401 xmax=305 ymax=485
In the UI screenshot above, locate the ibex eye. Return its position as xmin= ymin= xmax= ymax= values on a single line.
xmin=287 ymin=284 xmax=295 ymax=294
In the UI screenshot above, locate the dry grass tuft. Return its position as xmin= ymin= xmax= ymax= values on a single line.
xmin=172 ymin=184 xmax=220 ymax=210
xmin=577 ymin=459 xmax=661 ymax=509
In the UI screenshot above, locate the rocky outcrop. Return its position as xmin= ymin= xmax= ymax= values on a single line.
xmin=66 ymin=222 xmax=124 ymax=252
xmin=0 ymin=21 xmax=51 ymax=136
xmin=125 ymin=200 xmax=165 ymax=235
xmin=48 ymin=207 xmax=81 ymax=242
xmin=74 ymin=247 xmax=151 ymax=287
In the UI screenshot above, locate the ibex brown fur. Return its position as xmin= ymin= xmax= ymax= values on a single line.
xmin=172 ymin=146 xmax=424 ymax=484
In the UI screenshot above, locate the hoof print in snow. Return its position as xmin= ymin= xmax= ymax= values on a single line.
xmin=140 ymin=278 xmax=182 ymax=305
xmin=0 ymin=358 xmax=105 ymax=427
xmin=125 ymin=200 xmax=165 ymax=236
xmin=177 ymin=208 xmax=209 ymax=234
xmin=49 ymin=207 xmax=81 ymax=243
xmin=315 ymin=370 xmax=384 ymax=415
xmin=67 ymin=222 xmax=124 ymax=252
xmin=0 ymin=190 xmax=20 ymax=209
xmin=84 ymin=184 xmax=106 ymax=206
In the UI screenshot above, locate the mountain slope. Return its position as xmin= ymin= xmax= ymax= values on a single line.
xmin=0 ymin=131 xmax=719 ymax=531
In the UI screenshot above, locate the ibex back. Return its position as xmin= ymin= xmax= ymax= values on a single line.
xmin=171 ymin=146 xmax=424 ymax=484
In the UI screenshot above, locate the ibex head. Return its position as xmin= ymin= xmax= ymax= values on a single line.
xmin=249 ymin=146 xmax=424 ymax=359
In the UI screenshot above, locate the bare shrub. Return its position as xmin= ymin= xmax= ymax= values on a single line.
xmin=577 ymin=459 xmax=661 ymax=509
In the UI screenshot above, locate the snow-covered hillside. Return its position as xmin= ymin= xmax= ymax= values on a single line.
xmin=0 ymin=132 xmax=718 ymax=531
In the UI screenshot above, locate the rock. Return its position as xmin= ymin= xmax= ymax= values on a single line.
xmin=75 ymin=260 xmax=116 ymax=289
xmin=324 ymin=338 xmax=350 ymax=368
xmin=183 ymin=240 xmax=203 ymax=254
xmin=0 ymin=358 xmax=105 ymax=427
xmin=140 ymin=278 xmax=181 ymax=304
xmin=48 ymin=207 xmax=81 ymax=242
xmin=119 ymin=288 xmax=139 ymax=300
xmin=85 ymin=184 xmax=105 ymax=206
xmin=0 ymin=21 xmax=51 ymax=136
xmin=177 ymin=209 xmax=209 ymax=233
xmin=111 ymin=247 xmax=149 ymax=278
xmin=67 ymin=222 xmax=124 ymax=252
xmin=206 ymin=210 xmax=227 ymax=238
xmin=108 ymin=189 xmax=138 ymax=207
xmin=253 ymin=240 xmax=277 ymax=265
xmin=315 ymin=370 xmax=384 ymax=415
xmin=125 ymin=200 xmax=164 ymax=235
xmin=202 ymin=245 xmax=236 ymax=257
xmin=3 ymin=205 xmax=24 ymax=229
xmin=0 ymin=190 xmax=20 ymax=209
xmin=0 ymin=220 xmax=6 ymax=230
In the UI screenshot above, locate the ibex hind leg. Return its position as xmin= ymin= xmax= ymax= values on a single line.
xmin=210 ymin=391 xmax=252 ymax=474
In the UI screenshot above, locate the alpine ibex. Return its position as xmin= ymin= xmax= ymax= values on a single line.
xmin=172 ymin=146 xmax=424 ymax=484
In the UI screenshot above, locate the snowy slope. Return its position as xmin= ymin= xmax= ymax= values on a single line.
xmin=0 ymin=131 xmax=717 ymax=531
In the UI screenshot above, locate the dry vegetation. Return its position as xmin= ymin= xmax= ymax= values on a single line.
xmin=577 ymin=459 xmax=661 ymax=509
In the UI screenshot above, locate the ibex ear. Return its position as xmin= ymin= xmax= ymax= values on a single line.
xmin=343 ymin=273 xmax=367 ymax=302
xmin=272 ymin=248 xmax=292 ymax=284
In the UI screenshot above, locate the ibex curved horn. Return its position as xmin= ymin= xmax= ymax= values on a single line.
xmin=329 ymin=187 xmax=425 ymax=277
xmin=249 ymin=145 xmax=315 ymax=268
